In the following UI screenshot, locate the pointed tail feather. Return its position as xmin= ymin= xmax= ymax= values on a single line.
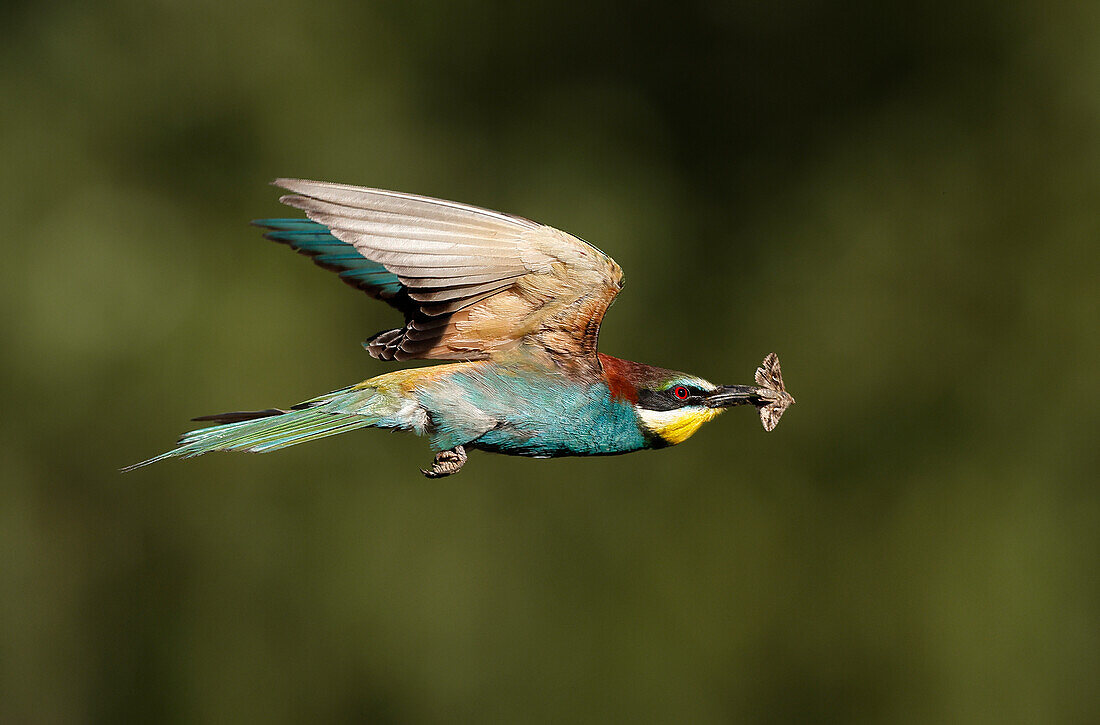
xmin=122 ymin=400 xmax=377 ymax=472
xmin=190 ymin=408 xmax=288 ymax=424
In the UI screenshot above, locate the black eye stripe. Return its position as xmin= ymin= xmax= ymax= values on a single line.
xmin=637 ymin=385 xmax=701 ymax=411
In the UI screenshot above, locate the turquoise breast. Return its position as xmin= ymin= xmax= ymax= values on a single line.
xmin=419 ymin=363 xmax=648 ymax=457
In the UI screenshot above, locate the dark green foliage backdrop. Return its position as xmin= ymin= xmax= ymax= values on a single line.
xmin=2 ymin=1 xmax=1098 ymax=722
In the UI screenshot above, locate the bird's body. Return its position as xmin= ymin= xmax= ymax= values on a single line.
xmin=128 ymin=179 xmax=794 ymax=476
xmin=408 ymin=354 xmax=650 ymax=457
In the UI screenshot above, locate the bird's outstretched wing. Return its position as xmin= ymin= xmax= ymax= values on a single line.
xmin=262 ymin=179 xmax=623 ymax=376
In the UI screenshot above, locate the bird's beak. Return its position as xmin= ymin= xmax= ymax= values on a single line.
xmin=704 ymin=385 xmax=761 ymax=408
xmin=704 ymin=385 xmax=796 ymax=410
xmin=704 ymin=353 xmax=796 ymax=431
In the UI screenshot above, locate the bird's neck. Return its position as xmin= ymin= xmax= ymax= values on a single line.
xmin=597 ymin=354 xmax=640 ymax=402
xmin=597 ymin=353 xmax=679 ymax=402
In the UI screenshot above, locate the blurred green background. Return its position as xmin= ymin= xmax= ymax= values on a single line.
xmin=3 ymin=1 xmax=1099 ymax=722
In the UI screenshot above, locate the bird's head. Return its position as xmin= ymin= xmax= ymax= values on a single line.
xmin=634 ymin=373 xmax=726 ymax=446
xmin=599 ymin=353 xmax=794 ymax=447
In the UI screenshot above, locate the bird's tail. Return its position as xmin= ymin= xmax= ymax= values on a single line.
xmin=122 ymin=387 xmax=381 ymax=472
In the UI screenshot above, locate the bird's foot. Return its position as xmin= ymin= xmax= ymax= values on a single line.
xmin=421 ymin=445 xmax=467 ymax=479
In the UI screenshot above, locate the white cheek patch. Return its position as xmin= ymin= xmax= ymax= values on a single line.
xmin=636 ymin=407 xmax=686 ymax=431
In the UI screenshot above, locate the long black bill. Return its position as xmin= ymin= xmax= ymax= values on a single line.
xmin=704 ymin=385 xmax=761 ymax=408
xmin=704 ymin=353 xmax=795 ymax=431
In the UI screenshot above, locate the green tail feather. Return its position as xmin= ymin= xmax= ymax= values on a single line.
xmin=122 ymin=402 xmax=375 ymax=472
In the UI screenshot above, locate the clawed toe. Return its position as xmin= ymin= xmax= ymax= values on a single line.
xmin=421 ymin=445 xmax=467 ymax=478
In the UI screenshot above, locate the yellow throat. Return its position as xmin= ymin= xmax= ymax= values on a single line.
xmin=636 ymin=406 xmax=724 ymax=446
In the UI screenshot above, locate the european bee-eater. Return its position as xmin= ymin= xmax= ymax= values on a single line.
xmin=127 ymin=179 xmax=794 ymax=477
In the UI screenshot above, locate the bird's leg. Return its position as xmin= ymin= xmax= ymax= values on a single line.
xmin=421 ymin=445 xmax=468 ymax=479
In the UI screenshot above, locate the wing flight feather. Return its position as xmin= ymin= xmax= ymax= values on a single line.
xmin=271 ymin=179 xmax=624 ymax=375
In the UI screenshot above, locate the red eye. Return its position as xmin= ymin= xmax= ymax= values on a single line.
xmin=673 ymin=386 xmax=690 ymax=400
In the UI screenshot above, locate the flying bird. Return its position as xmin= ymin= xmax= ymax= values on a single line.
xmin=127 ymin=179 xmax=794 ymax=477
